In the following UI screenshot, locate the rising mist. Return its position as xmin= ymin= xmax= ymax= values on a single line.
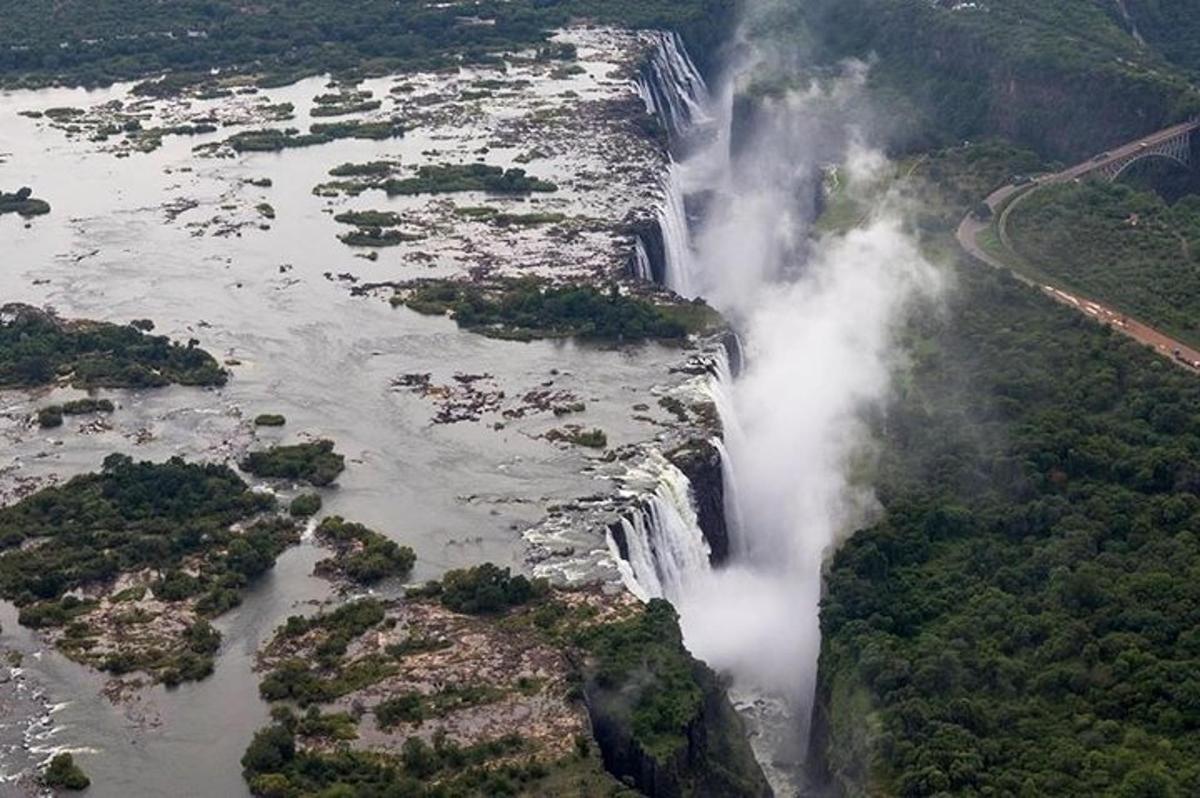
xmin=665 ymin=30 xmax=944 ymax=767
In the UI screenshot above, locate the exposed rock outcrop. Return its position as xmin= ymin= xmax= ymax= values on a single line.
xmin=668 ymin=439 xmax=730 ymax=565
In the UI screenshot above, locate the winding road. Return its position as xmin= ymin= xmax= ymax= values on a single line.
xmin=956 ymin=121 xmax=1200 ymax=370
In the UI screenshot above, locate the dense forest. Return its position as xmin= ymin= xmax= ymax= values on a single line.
xmin=815 ymin=216 xmax=1200 ymax=796
xmin=0 ymin=0 xmax=733 ymax=89
xmin=1009 ymin=181 xmax=1200 ymax=348
xmin=1124 ymin=0 xmax=1200 ymax=77
xmin=785 ymin=0 xmax=1200 ymax=160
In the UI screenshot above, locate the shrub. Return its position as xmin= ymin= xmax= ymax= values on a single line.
xmin=42 ymin=753 xmax=89 ymax=790
xmin=438 ymin=563 xmax=548 ymax=615
xmin=289 ymin=493 xmax=322 ymax=517
xmin=240 ymin=440 xmax=345 ymax=486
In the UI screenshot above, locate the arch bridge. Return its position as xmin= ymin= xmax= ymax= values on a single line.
xmin=1073 ymin=119 xmax=1200 ymax=183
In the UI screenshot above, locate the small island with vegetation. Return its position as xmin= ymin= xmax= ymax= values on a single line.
xmin=240 ymin=440 xmax=346 ymax=486
xmin=42 ymin=753 xmax=89 ymax=791
xmin=395 ymin=278 xmax=721 ymax=342
xmin=383 ymin=164 xmax=557 ymax=196
xmin=313 ymin=516 xmax=415 ymax=585
xmin=37 ymin=397 xmax=115 ymax=428
xmin=0 ymin=454 xmax=297 ymax=688
xmin=242 ymin=564 xmax=769 ymax=797
xmin=1 ymin=304 xmax=226 ymax=389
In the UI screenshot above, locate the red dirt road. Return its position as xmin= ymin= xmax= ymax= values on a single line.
xmin=955 ymin=120 xmax=1200 ymax=374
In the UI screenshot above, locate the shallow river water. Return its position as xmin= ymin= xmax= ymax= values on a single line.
xmin=0 ymin=29 xmax=701 ymax=796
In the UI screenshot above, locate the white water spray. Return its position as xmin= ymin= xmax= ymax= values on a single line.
xmin=611 ymin=453 xmax=712 ymax=603
xmin=630 ymin=22 xmax=943 ymax=772
xmin=636 ymin=31 xmax=711 ymax=139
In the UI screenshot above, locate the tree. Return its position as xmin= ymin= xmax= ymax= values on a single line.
xmin=43 ymin=753 xmax=89 ymax=790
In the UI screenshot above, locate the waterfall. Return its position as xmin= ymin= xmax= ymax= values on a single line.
xmin=631 ymin=236 xmax=653 ymax=282
xmin=633 ymin=30 xmax=716 ymax=293
xmin=636 ymin=31 xmax=711 ymax=141
xmin=611 ymin=454 xmax=711 ymax=603
xmin=628 ymin=24 xmax=944 ymax=786
xmin=658 ymin=163 xmax=697 ymax=295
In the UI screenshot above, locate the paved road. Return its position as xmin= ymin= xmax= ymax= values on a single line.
xmin=955 ymin=121 xmax=1200 ymax=372
xmin=1057 ymin=119 xmax=1200 ymax=183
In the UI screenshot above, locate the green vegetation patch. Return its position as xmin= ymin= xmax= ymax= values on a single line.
xmin=1008 ymin=180 xmax=1200 ymax=347
xmin=240 ymin=440 xmax=345 ymax=486
xmin=577 ymin=599 xmax=703 ymax=759
xmin=333 ymin=209 xmax=402 ymax=227
xmin=383 ymin=164 xmax=556 ymax=196
xmin=224 ymin=120 xmax=402 ymax=153
xmin=42 ymin=753 xmax=89 ymax=791
xmin=338 ymin=227 xmax=423 ymax=247
xmin=254 ymin=413 xmax=287 ymax=427
xmin=37 ymin=397 xmax=115 ymax=428
xmin=0 ymin=304 xmax=226 ymax=389
xmin=374 ymin=683 xmax=506 ymax=729
xmin=546 ymin=426 xmax=607 ymax=448
xmin=288 ymin=493 xmax=322 ymax=518
xmin=411 ymin=562 xmax=550 ymax=615
xmin=242 ymin=722 xmax=543 ymax=798
xmin=310 ymin=99 xmax=382 ymax=118
xmin=453 ymin=206 xmax=567 ymax=226
xmin=398 ymin=279 xmax=693 ymax=341
xmin=313 ymin=516 xmax=415 ymax=585
xmin=259 ymin=598 xmax=393 ymax=704
xmin=0 ymin=454 xmax=298 ymax=684
xmin=329 ymin=161 xmax=399 ymax=179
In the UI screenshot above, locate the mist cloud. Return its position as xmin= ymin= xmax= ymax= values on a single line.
xmin=669 ymin=58 xmax=943 ymax=746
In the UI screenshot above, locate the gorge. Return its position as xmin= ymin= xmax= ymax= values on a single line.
xmin=614 ymin=12 xmax=945 ymax=792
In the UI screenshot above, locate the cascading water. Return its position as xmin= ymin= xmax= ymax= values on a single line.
xmin=636 ymin=31 xmax=711 ymax=141
xmin=632 ymin=30 xmax=718 ymax=296
xmin=623 ymin=16 xmax=944 ymax=792
xmin=657 ymin=164 xmax=696 ymax=296
xmin=609 ymin=453 xmax=712 ymax=603
xmin=630 ymin=236 xmax=653 ymax=282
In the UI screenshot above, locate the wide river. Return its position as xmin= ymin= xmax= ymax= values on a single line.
xmin=0 ymin=28 xmax=704 ymax=796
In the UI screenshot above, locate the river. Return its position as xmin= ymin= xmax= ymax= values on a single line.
xmin=0 ymin=27 xmax=722 ymax=796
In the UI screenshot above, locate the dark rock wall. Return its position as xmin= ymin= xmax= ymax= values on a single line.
xmin=585 ymin=636 xmax=773 ymax=798
xmin=669 ymin=440 xmax=731 ymax=566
